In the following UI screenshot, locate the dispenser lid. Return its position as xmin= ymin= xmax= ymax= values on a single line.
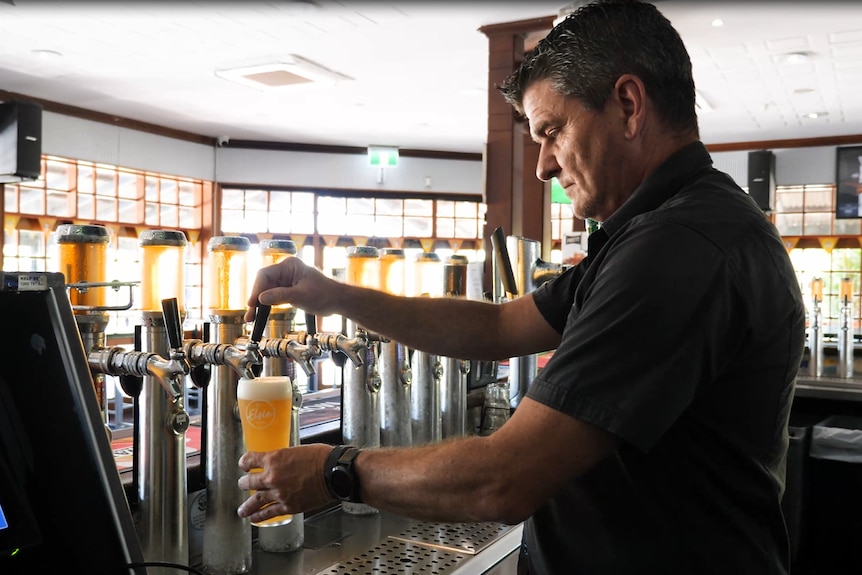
xmin=380 ymin=248 xmax=405 ymax=259
xmin=445 ymin=254 xmax=470 ymax=265
xmin=346 ymin=245 xmax=379 ymax=258
xmin=414 ymin=252 xmax=441 ymax=262
xmin=260 ymin=239 xmax=297 ymax=254
xmin=139 ymin=229 xmax=188 ymax=247
xmin=55 ymin=224 xmax=110 ymax=244
xmin=208 ymin=235 xmax=250 ymax=251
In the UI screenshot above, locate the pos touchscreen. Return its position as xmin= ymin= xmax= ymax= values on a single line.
xmin=0 ymin=272 xmax=145 ymax=575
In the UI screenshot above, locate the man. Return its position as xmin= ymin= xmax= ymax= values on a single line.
xmin=238 ymin=1 xmax=805 ymax=573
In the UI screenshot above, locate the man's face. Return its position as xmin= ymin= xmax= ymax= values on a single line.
xmin=522 ymin=79 xmax=630 ymax=223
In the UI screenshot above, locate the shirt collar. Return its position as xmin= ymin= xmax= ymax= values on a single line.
xmin=588 ymin=141 xmax=713 ymax=255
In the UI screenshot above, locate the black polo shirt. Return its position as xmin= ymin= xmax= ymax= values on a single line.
xmin=524 ymin=142 xmax=805 ymax=574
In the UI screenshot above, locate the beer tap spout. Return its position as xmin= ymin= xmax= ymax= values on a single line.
xmin=88 ymin=347 xmax=187 ymax=401
xmin=183 ymin=339 xmax=260 ymax=380
xmin=313 ymin=331 xmax=371 ymax=367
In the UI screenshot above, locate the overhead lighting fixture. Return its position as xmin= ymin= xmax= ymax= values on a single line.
xmin=31 ymin=49 xmax=62 ymax=60
xmin=783 ymin=52 xmax=812 ymax=65
xmin=711 ymin=19 xmax=724 ymax=27
xmin=803 ymin=111 xmax=828 ymax=119
xmin=695 ymin=90 xmax=713 ymax=113
xmin=215 ymin=54 xmax=352 ymax=91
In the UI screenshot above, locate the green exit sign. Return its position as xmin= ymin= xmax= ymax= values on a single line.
xmin=368 ymin=146 xmax=399 ymax=167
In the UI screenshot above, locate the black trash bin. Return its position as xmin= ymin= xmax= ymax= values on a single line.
xmin=807 ymin=415 xmax=862 ymax=574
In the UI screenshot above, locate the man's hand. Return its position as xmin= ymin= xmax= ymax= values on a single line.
xmin=245 ymin=257 xmax=338 ymax=322
xmin=237 ymin=443 xmax=335 ymax=523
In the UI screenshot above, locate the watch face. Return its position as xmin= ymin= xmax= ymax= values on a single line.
xmin=331 ymin=468 xmax=353 ymax=499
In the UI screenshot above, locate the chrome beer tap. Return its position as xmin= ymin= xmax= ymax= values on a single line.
xmin=88 ymin=297 xmax=191 ymax=574
xmin=809 ymin=277 xmax=824 ymax=378
xmin=197 ymin=305 xmax=268 ymax=575
xmin=233 ymin=332 xmax=322 ymax=377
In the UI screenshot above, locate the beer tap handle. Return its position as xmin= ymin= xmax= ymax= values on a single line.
xmin=251 ymin=304 xmax=271 ymax=343
xmin=190 ymin=363 xmax=211 ymax=388
xmin=119 ymin=374 xmax=143 ymax=397
xmin=305 ymin=310 xmax=316 ymax=336
xmin=491 ymin=226 xmax=518 ymax=300
xmin=161 ymin=297 xmax=183 ymax=351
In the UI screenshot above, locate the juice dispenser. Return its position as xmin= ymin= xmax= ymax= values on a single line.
xmin=56 ymin=223 xmax=111 ymax=416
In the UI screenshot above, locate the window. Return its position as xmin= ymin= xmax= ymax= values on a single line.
xmin=3 ymin=155 xmax=207 ymax=333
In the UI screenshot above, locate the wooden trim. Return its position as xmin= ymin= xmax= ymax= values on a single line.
xmin=222 ymin=139 xmax=481 ymax=162
xmin=478 ymin=16 xmax=557 ymax=36
xmin=0 ymin=89 xmax=215 ymax=146
xmin=706 ymin=134 xmax=862 ymax=152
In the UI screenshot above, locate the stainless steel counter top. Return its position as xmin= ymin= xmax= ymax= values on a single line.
xmin=795 ymin=375 xmax=862 ymax=402
xmin=249 ymin=507 xmax=522 ymax=575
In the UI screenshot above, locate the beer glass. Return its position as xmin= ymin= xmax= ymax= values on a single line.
xmin=237 ymin=375 xmax=293 ymax=527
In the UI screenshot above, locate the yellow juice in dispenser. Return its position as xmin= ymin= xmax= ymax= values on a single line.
xmin=139 ymin=229 xmax=188 ymax=313
xmin=207 ymin=236 xmax=250 ymax=313
xmin=56 ymin=224 xmax=110 ymax=308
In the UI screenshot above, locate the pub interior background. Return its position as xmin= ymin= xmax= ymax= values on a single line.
xmin=3 ymin=2 xmax=862 ymax=574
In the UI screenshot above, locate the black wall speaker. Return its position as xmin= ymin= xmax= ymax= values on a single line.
xmin=0 ymin=100 xmax=42 ymax=183
xmin=748 ymin=150 xmax=775 ymax=212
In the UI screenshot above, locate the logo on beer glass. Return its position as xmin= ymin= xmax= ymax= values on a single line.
xmin=243 ymin=400 xmax=276 ymax=429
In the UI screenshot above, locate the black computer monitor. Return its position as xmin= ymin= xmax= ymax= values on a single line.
xmin=0 ymin=271 xmax=145 ymax=574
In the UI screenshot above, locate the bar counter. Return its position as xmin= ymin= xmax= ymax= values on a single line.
xmin=795 ymin=375 xmax=862 ymax=402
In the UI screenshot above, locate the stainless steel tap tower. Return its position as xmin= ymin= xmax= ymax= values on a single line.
xmin=495 ymin=232 xmax=563 ymax=408
xmin=135 ymin=230 xmax=194 ymax=573
xmin=439 ymin=255 xmax=470 ymax=438
xmin=839 ymin=277 xmax=855 ymax=378
xmin=199 ymin=235 xmax=259 ymax=575
xmin=342 ymin=245 xmax=381 ymax=515
xmin=410 ymin=251 xmax=443 ymax=445
xmin=809 ymin=277 xmax=824 ymax=377
xmin=378 ymin=248 xmax=413 ymax=447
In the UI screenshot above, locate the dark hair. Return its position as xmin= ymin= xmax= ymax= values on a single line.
xmin=498 ymin=0 xmax=698 ymax=136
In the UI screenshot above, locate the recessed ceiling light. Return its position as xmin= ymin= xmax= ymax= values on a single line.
xmin=711 ymin=19 xmax=724 ymax=27
xmin=215 ymin=55 xmax=352 ymax=91
xmin=784 ymin=52 xmax=811 ymax=65
xmin=803 ymin=112 xmax=828 ymax=119
xmin=31 ymin=49 xmax=62 ymax=59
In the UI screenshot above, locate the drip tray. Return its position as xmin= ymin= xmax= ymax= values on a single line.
xmin=318 ymin=539 xmax=468 ymax=575
xmin=389 ymin=521 xmax=513 ymax=555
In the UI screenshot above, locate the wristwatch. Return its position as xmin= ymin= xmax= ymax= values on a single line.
xmin=324 ymin=445 xmax=363 ymax=503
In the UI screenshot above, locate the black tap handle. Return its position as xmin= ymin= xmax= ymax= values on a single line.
xmin=161 ymin=297 xmax=183 ymax=350
xmin=189 ymin=363 xmax=211 ymax=389
xmin=491 ymin=227 xmax=518 ymax=298
xmin=250 ymin=304 xmax=271 ymax=343
xmin=305 ymin=310 xmax=317 ymax=335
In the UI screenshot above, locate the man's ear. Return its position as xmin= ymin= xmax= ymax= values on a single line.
xmin=614 ymin=73 xmax=647 ymax=140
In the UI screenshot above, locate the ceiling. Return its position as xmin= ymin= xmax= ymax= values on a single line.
xmin=2 ymin=1 xmax=862 ymax=154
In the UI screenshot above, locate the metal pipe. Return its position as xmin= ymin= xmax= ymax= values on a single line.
xmin=200 ymin=311 xmax=253 ymax=575
xmin=411 ymin=350 xmax=442 ymax=445
xmin=378 ymin=339 xmax=413 ymax=446
xmin=439 ymin=256 xmax=470 ymax=438
xmin=341 ymin=322 xmax=380 ymax=516
xmin=136 ymin=310 xmax=190 ymax=575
